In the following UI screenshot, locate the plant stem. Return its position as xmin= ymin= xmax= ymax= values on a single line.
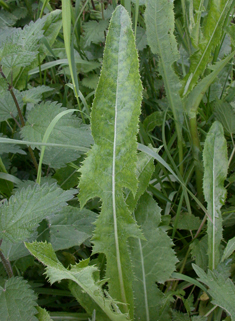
xmin=189 ymin=116 xmax=203 ymax=200
xmin=0 ymin=240 xmax=13 ymax=278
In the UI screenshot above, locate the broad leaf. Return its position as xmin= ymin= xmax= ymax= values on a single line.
xmin=193 ymin=264 xmax=235 ymax=320
xmin=221 ymin=236 xmax=235 ymax=262
xmin=0 ymin=183 xmax=75 ymax=243
xmin=0 ymin=88 xmax=23 ymax=122
xmin=175 ymin=213 xmax=200 ymax=231
xmin=25 ymin=242 xmax=129 ymax=321
xmin=182 ymin=0 xmax=235 ymax=96
xmin=129 ymin=193 xmax=178 ymax=321
xmin=83 ymin=20 xmax=109 ymax=47
xmin=22 ymin=85 xmax=53 ymax=105
xmin=190 ymin=235 xmax=208 ymax=271
xmin=0 ymin=277 xmax=38 ymax=321
xmin=0 ymin=134 xmax=26 ymax=155
xmin=203 ymin=121 xmax=228 ymax=270
xmin=79 ymin=5 xmax=142 ymax=317
xmin=21 ymin=101 xmax=93 ymax=168
xmin=145 ymin=0 xmax=183 ymax=129
xmin=48 ymin=206 xmax=97 ymax=251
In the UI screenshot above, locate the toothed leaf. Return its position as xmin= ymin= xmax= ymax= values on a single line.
xmin=203 ymin=121 xmax=228 ymax=270
xmin=0 ymin=183 xmax=75 ymax=243
xmin=0 ymin=277 xmax=38 ymax=321
xmin=129 ymin=193 xmax=178 ymax=320
xmin=25 ymin=242 xmax=129 ymax=321
xmin=79 ymin=6 xmax=142 ymax=317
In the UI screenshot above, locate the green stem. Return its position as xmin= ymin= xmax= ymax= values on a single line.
xmin=0 ymin=240 xmax=13 ymax=278
xmin=189 ymin=116 xmax=203 ymax=200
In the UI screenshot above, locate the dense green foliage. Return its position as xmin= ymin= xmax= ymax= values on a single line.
xmin=1 ymin=0 xmax=235 ymax=320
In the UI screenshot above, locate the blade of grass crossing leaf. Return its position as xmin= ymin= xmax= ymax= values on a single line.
xmin=39 ymin=0 xmax=51 ymax=18
xmin=0 ymin=137 xmax=89 ymax=152
xmin=36 ymin=109 xmax=77 ymax=185
xmin=203 ymin=121 xmax=228 ymax=270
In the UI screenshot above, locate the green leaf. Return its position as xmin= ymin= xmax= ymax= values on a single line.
xmin=48 ymin=206 xmax=97 ymax=251
xmin=83 ymin=20 xmax=109 ymax=47
xmin=25 ymin=242 xmax=129 ymax=321
xmin=0 ymin=134 xmax=26 ymax=155
xmin=145 ymin=0 xmax=183 ymax=128
xmin=0 ymin=277 xmax=38 ymax=321
xmin=143 ymin=111 xmax=164 ymax=132
xmin=214 ymin=99 xmax=235 ymax=135
xmin=221 ymin=237 xmax=235 ymax=262
xmin=21 ymin=101 xmax=93 ymax=168
xmin=203 ymin=121 xmax=228 ymax=270
xmin=193 ymin=264 xmax=235 ymax=320
xmin=184 ymin=52 xmax=235 ymax=118
xmin=36 ymin=307 xmax=53 ymax=321
xmin=182 ymin=0 xmax=235 ymax=96
xmin=129 ymin=193 xmax=178 ymax=320
xmin=126 ymin=150 xmax=155 ymax=212
xmin=22 ymin=85 xmax=53 ymax=105
xmin=0 ymin=183 xmax=75 ymax=243
xmin=190 ymin=235 xmax=208 ymax=271
xmin=136 ymin=26 xmax=147 ymax=51
xmin=79 ymin=5 xmax=142 ymax=317
xmin=0 ymin=88 xmax=23 ymax=122
xmin=174 ymin=213 xmax=201 ymax=230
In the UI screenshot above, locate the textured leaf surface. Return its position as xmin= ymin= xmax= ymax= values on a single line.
xmin=203 ymin=121 xmax=228 ymax=270
xmin=22 ymin=85 xmax=53 ymax=105
xmin=193 ymin=264 xmax=235 ymax=320
xmin=182 ymin=0 xmax=234 ymax=95
xmin=0 ymin=134 xmax=26 ymax=155
xmin=145 ymin=0 xmax=183 ymax=126
xmin=0 ymin=89 xmax=23 ymax=122
xmin=83 ymin=20 xmax=109 ymax=47
xmin=25 ymin=242 xmax=129 ymax=321
xmin=21 ymin=101 xmax=93 ymax=168
xmin=175 ymin=213 xmax=200 ymax=230
xmin=79 ymin=5 xmax=142 ymax=317
xmin=48 ymin=206 xmax=97 ymax=251
xmin=129 ymin=193 xmax=178 ymax=320
xmin=36 ymin=307 xmax=53 ymax=321
xmin=190 ymin=235 xmax=208 ymax=271
xmin=0 ymin=277 xmax=37 ymax=321
xmin=0 ymin=183 xmax=75 ymax=243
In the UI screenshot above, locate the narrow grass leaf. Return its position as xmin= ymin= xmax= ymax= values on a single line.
xmin=203 ymin=121 xmax=228 ymax=270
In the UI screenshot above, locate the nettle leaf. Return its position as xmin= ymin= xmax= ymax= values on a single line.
xmin=145 ymin=0 xmax=184 ymax=127
xmin=129 ymin=193 xmax=178 ymax=320
xmin=83 ymin=20 xmax=109 ymax=47
xmin=25 ymin=242 xmax=129 ymax=321
xmin=22 ymin=85 xmax=53 ymax=105
xmin=182 ymin=0 xmax=234 ymax=96
xmin=79 ymin=6 xmax=142 ymax=317
xmin=0 ymin=277 xmax=38 ymax=321
xmin=21 ymin=101 xmax=93 ymax=168
xmin=203 ymin=121 xmax=228 ymax=270
xmin=0 ymin=88 xmax=23 ymax=122
xmin=174 ymin=213 xmax=201 ymax=230
xmin=48 ymin=206 xmax=97 ymax=251
xmin=0 ymin=74 xmax=8 ymax=95
xmin=0 ymin=134 xmax=26 ymax=155
xmin=0 ymin=183 xmax=75 ymax=243
xmin=193 ymin=264 xmax=235 ymax=320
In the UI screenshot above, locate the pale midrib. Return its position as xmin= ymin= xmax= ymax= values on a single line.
xmin=187 ymin=0 xmax=230 ymax=91
xmin=112 ymin=21 xmax=128 ymax=310
xmin=138 ymin=237 xmax=149 ymax=321
xmin=212 ymin=152 xmax=216 ymax=270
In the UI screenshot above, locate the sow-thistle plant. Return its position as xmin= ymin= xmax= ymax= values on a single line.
xmin=1 ymin=1 xmax=235 ymax=321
